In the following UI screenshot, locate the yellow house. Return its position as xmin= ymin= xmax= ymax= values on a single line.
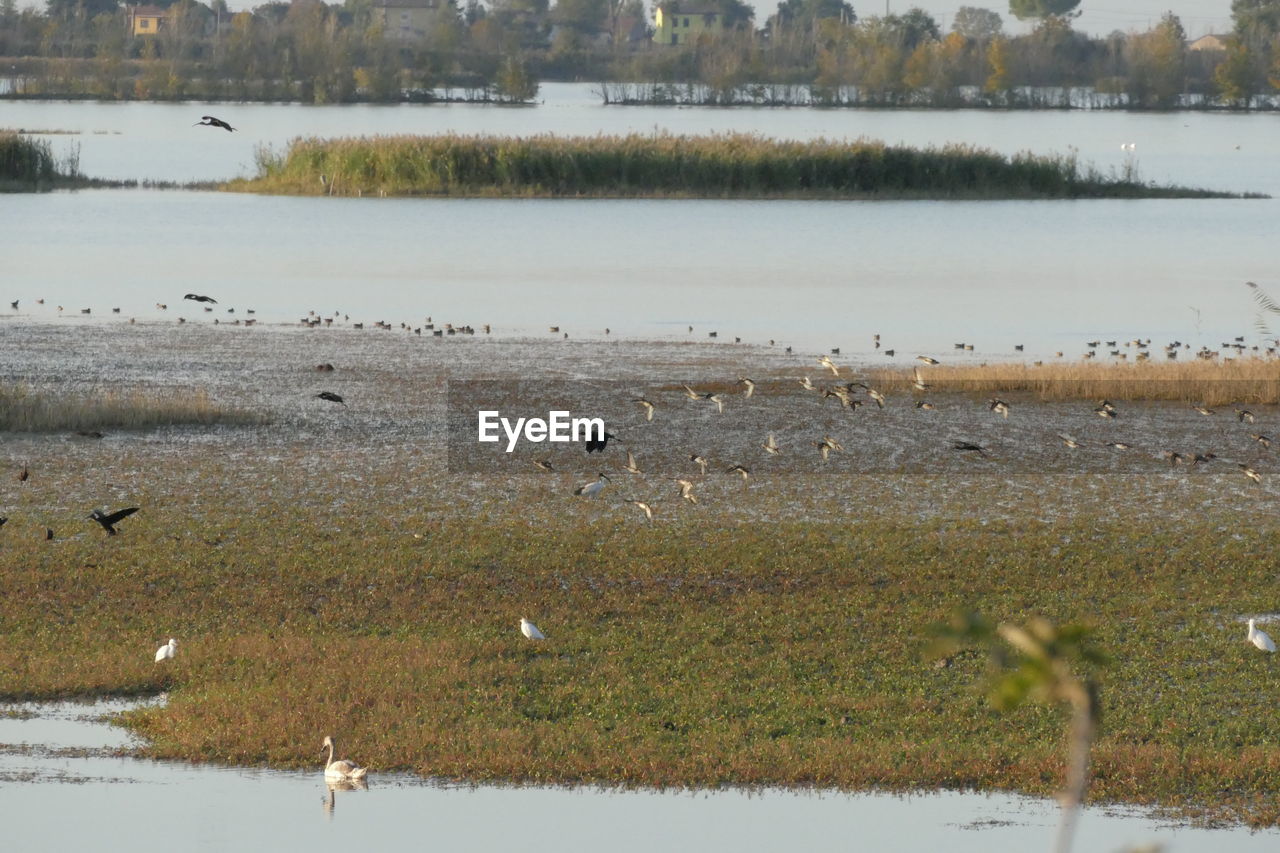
xmin=127 ymin=5 xmax=170 ymax=36
xmin=653 ymin=5 xmax=725 ymax=45
xmin=373 ymin=0 xmax=441 ymax=40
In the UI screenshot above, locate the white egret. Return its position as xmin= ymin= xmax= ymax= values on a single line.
xmin=321 ymin=736 xmax=368 ymax=780
xmin=521 ymin=618 xmax=546 ymax=640
xmin=1248 ymin=619 xmax=1275 ymax=652
xmin=154 ymin=638 xmax=177 ymax=663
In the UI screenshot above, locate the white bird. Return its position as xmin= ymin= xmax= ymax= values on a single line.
xmin=916 ymin=355 xmax=940 ymax=365
xmin=674 ymin=478 xmax=698 ymax=504
xmin=623 ymin=451 xmax=643 ymax=475
xmin=798 ymin=376 xmax=816 ymax=392
xmin=625 ymin=499 xmax=655 ymax=521
xmin=632 ymin=398 xmax=655 ymax=421
xmin=817 ymin=355 xmax=839 ymax=376
xmin=521 ymin=617 xmax=546 ymax=640
xmin=762 ymin=433 xmax=781 ymax=455
xmin=739 ymin=378 xmax=756 ymax=398
xmin=1248 ymin=618 xmax=1275 ymax=652
xmin=321 ymin=736 xmax=368 ymax=780
xmin=573 ymin=473 xmax=610 ymax=497
xmin=154 ymin=638 xmax=177 ymax=663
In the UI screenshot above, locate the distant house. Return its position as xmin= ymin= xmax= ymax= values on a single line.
xmin=127 ymin=5 xmax=171 ymax=36
xmin=1188 ymin=34 xmax=1230 ymax=52
xmin=653 ymin=5 xmax=724 ymax=45
xmin=373 ymin=0 xmax=441 ymax=40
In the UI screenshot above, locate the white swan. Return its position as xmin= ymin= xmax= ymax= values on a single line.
xmin=1248 ymin=619 xmax=1275 ymax=652
xmin=154 ymin=638 xmax=177 ymax=662
xmin=322 ymin=735 xmax=368 ymax=780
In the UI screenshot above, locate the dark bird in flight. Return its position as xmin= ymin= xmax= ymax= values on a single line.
xmin=45 ymin=527 xmax=54 ymax=541
xmin=90 ymin=506 xmax=139 ymax=536
xmin=952 ymin=441 xmax=988 ymax=457
xmin=585 ymin=430 xmax=617 ymax=453
xmin=0 ymin=516 xmax=7 ymax=528
xmin=184 ymin=293 xmax=217 ymax=304
xmin=9 ymin=300 xmax=16 ymax=310
xmin=195 ymin=115 xmax=235 ymax=132
xmin=316 ymin=391 xmax=346 ymax=405
xmin=19 ymin=466 xmax=29 ymax=482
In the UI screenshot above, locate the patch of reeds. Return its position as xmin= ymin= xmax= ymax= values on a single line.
xmin=0 ymin=384 xmax=265 ymax=432
xmin=866 ymin=358 xmax=1280 ymax=406
xmin=0 ymin=130 xmax=136 ymax=191
xmin=228 ymin=133 xmax=1250 ymax=200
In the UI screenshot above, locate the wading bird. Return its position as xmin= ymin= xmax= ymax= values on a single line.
xmin=574 ymin=473 xmax=610 ymax=497
xmin=520 ymin=618 xmax=546 ymax=640
xmin=195 ymin=115 xmax=236 ymax=132
xmin=89 ymin=506 xmax=139 ymax=536
xmin=316 ymin=391 xmax=346 ymax=405
xmin=632 ymin=398 xmax=655 ymax=421
xmin=321 ymin=736 xmax=368 ymax=780
xmin=155 ymin=638 xmax=177 ymax=663
xmin=1248 ymin=618 xmax=1275 ymax=652
xmin=585 ymin=431 xmax=617 ymax=453
xmin=184 ymin=293 xmax=217 ymax=304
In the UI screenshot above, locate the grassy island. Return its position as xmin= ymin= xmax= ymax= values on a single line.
xmin=0 ymin=131 xmax=130 ymax=192
xmin=226 ymin=132 xmax=1254 ymax=200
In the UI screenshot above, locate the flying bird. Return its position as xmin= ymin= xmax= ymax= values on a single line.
xmin=622 ymin=451 xmax=643 ymax=475
xmin=952 ymin=441 xmax=988 ymax=457
xmin=674 ymin=478 xmax=698 ymax=504
xmin=989 ymin=399 xmax=1010 ymax=418
xmin=520 ymin=618 xmax=546 ymax=640
xmin=1250 ymin=433 xmax=1272 ymax=449
xmin=818 ymin=355 xmax=839 ymax=376
xmin=1236 ymin=408 xmax=1256 ymax=424
xmin=1057 ymin=433 xmax=1084 ymax=449
xmin=625 ymin=499 xmax=655 ymax=521
xmin=690 ymin=454 xmax=708 ymax=476
xmin=1239 ymin=463 xmax=1262 ymax=484
xmin=916 ymin=356 xmax=940 ymax=365
xmin=532 ymin=459 xmax=554 ymax=472
xmin=184 ymin=293 xmax=217 ymax=304
xmin=89 ymin=506 xmax=139 ymax=535
xmin=739 ymin=378 xmax=756 ymax=398
xmin=632 ymin=398 xmax=655 ymax=421
xmin=585 ymin=431 xmax=617 ymax=453
xmin=315 ymin=391 xmax=346 ymax=405
xmin=155 ymin=638 xmax=177 ymax=663
xmin=726 ymin=464 xmax=750 ymax=481
xmin=762 ymin=433 xmax=781 ymax=455
xmin=19 ymin=466 xmax=29 ymax=482
xmin=194 ymin=115 xmax=236 ymax=132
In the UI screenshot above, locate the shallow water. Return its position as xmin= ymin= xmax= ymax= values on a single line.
xmin=1 ymin=701 xmax=1277 ymax=852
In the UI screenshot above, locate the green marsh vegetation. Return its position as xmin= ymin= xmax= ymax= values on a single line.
xmin=1 ymin=464 xmax=1279 ymax=825
xmin=0 ymin=131 xmax=133 ymax=191
xmin=229 ymin=133 xmax=1250 ymax=200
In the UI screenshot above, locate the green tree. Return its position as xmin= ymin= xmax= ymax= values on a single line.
xmin=1125 ymin=12 xmax=1186 ymax=108
xmin=1214 ymin=36 xmax=1261 ymax=103
xmin=493 ymin=53 xmax=538 ymax=100
xmin=1232 ymin=0 xmax=1280 ymax=45
xmin=767 ymin=0 xmax=853 ymax=37
xmin=1008 ymin=0 xmax=1078 ymax=21
xmin=952 ymin=5 xmax=1002 ymax=41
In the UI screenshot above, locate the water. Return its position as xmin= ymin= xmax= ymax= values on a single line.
xmin=2 ymin=85 xmax=1278 ymax=357
xmin=2 ymin=701 xmax=1276 ymax=852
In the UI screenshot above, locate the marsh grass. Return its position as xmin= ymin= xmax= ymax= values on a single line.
xmin=228 ymin=133 xmax=1247 ymax=200
xmin=0 ymin=131 xmax=133 ymax=191
xmin=866 ymin=359 xmax=1280 ymax=406
xmin=2 ymin=495 xmax=1279 ymax=826
xmin=0 ymin=384 xmax=265 ymax=432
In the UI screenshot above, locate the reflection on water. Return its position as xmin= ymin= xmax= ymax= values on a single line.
xmin=1 ymin=701 xmax=1277 ymax=853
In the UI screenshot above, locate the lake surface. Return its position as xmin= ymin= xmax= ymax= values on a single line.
xmin=2 ymin=85 xmax=1279 ymax=359
xmin=2 ymin=700 xmax=1277 ymax=853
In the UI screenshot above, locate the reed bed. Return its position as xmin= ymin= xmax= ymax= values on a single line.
xmin=867 ymin=358 xmax=1280 ymax=406
xmin=229 ymin=132 xmax=1245 ymax=200
xmin=0 ymin=385 xmax=264 ymax=432
xmin=0 ymin=131 xmax=60 ymax=189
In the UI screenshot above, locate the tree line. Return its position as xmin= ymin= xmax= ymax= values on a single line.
xmin=1 ymin=0 xmax=1278 ymax=107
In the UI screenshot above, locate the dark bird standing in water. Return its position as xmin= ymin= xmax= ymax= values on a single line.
xmin=194 ymin=115 xmax=235 ymax=132
xmin=90 ymin=506 xmax=139 ymax=536
xmin=184 ymin=293 xmax=217 ymax=304
xmin=316 ymin=391 xmax=346 ymax=405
